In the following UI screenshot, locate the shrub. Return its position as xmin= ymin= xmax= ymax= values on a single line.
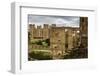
xmin=28 ymin=51 xmax=52 ymax=60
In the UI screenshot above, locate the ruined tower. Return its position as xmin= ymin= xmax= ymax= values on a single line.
xmin=50 ymin=27 xmax=65 ymax=59
xmin=80 ymin=17 xmax=88 ymax=48
xmin=42 ymin=24 xmax=50 ymax=39
xmin=29 ymin=24 xmax=36 ymax=42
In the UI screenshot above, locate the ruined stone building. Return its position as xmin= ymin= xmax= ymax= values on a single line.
xmin=50 ymin=26 xmax=79 ymax=59
xmin=28 ymin=24 xmax=50 ymax=42
xmin=42 ymin=24 xmax=50 ymax=39
xmin=80 ymin=17 xmax=88 ymax=48
xmin=28 ymin=24 xmax=36 ymax=42
xmin=28 ymin=18 xmax=87 ymax=59
xmin=50 ymin=27 xmax=65 ymax=59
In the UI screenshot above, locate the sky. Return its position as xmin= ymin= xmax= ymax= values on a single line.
xmin=28 ymin=15 xmax=80 ymax=27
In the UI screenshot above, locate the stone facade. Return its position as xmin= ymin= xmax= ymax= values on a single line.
xmin=80 ymin=17 xmax=88 ymax=48
xmin=67 ymin=29 xmax=74 ymax=50
xmin=28 ymin=24 xmax=81 ymax=59
xmin=28 ymin=24 xmax=36 ymax=41
xmin=65 ymin=28 xmax=80 ymax=51
xmin=50 ymin=27 xmax=65 ymax=59
xmin=42 ymin=24 xmax=50 ymax=39
xmin=29 ymin=24 xmax=50 ymax=42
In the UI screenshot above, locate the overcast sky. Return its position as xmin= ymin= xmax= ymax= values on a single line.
xmin=28 ymin=15 xmax=80 ymax=27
